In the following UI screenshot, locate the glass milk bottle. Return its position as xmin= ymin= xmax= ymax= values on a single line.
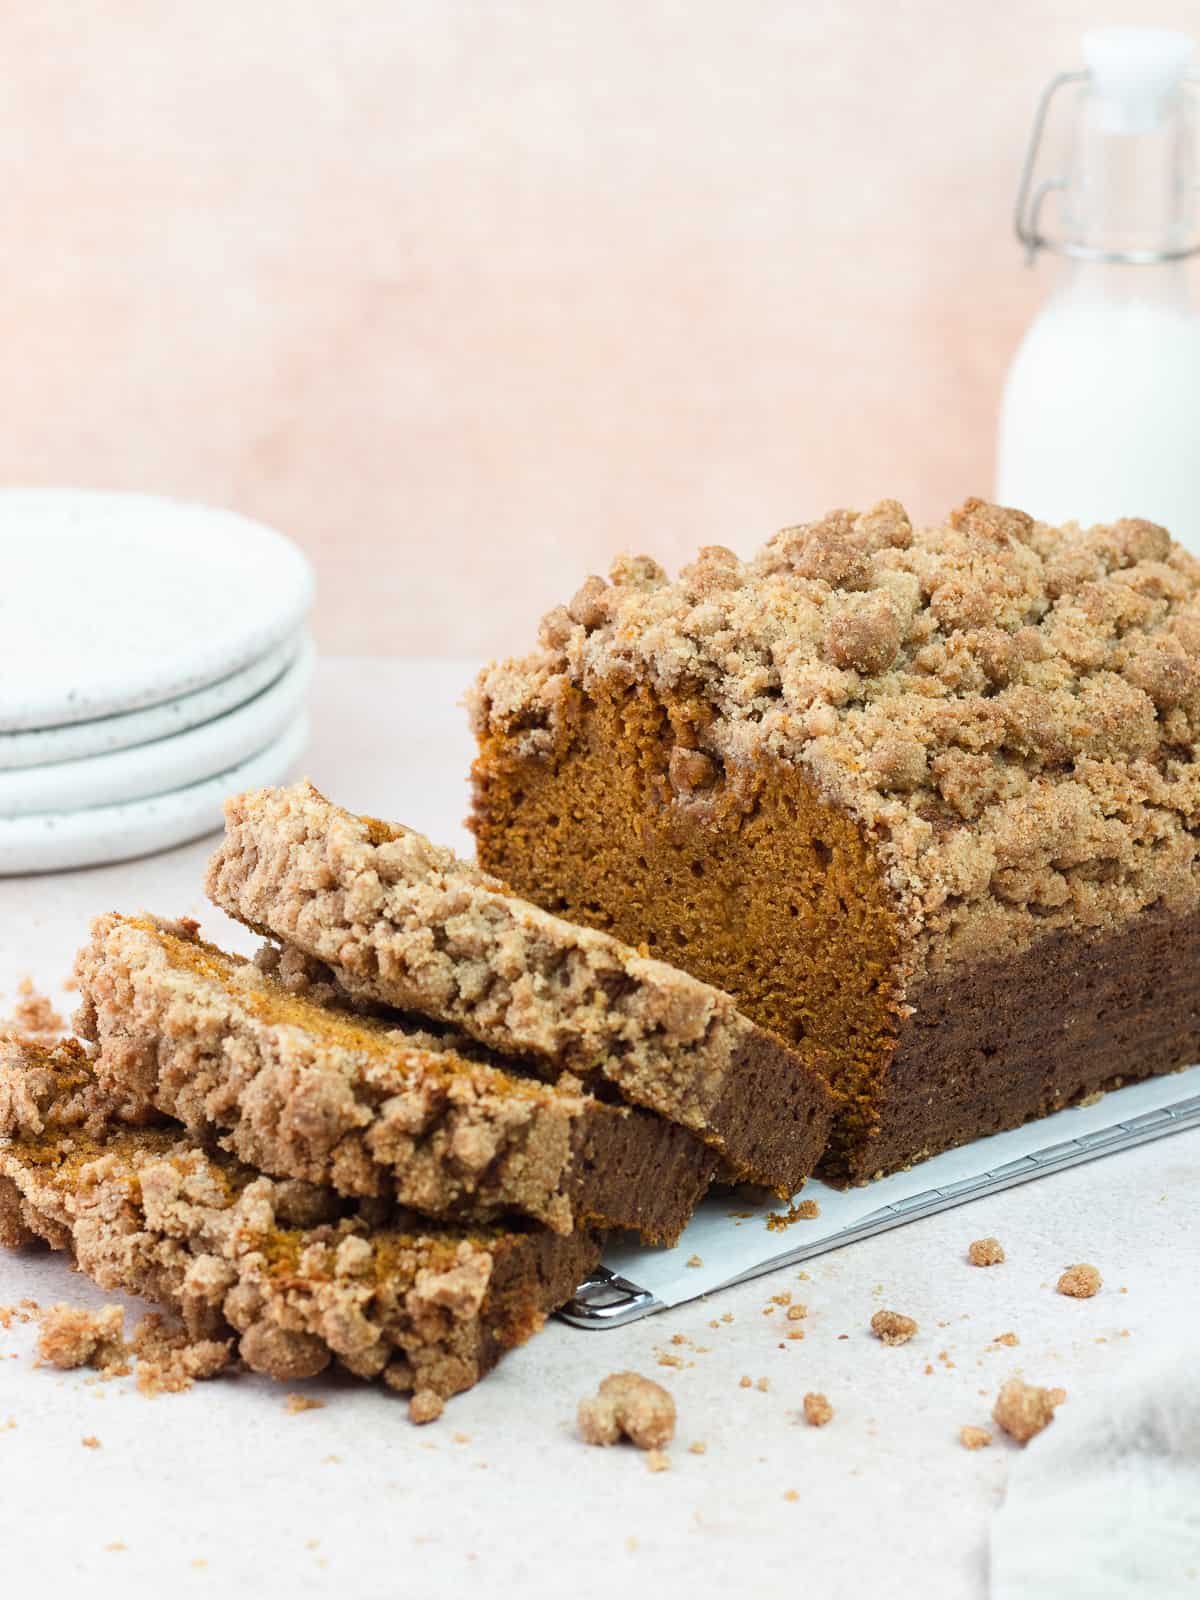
xmin=996 ymin=28 xmax=1200 ymax=555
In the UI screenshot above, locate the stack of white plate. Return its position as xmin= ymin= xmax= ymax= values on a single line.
xmin=0 ymin=490 xmax=315 ymax=874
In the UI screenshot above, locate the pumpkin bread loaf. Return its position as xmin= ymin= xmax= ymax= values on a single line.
xmin=469 ymin=498 xmax=1200 ymax=1182
xmin=0 ymin=1036 xmax=600 ymax=1423
xmin=73 ymin=912 xmax=717 ymax=1244
xmin=205 ymin=784 xmax=834 ymax=1193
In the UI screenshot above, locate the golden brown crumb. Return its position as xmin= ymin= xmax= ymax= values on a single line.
xmin=787 ymin=1304 xmax=808 ymax=1321
xmin=786 ymin=1330 xmax=805 ymax=1341
xmin=803 ymin=1392 xmax=833 ymax=1427
xmin=285 ymin=1394 xmax=326 ymax=1415
xmin=755 ymin=1376 xmax=769 ymax=1393
xmin=959 ymin=1425 xmax=992 ymax=1451
xmin=739 ymin=1375 xmax=752 ymax=1388
xmin=409 ymin=1391 xmax=445 ymax=1426
xmin=1057 ymin=1263 xmax=1102 ymax=1298
xmin=131 ymin=1314 xmax=232 ymax=1397
xmin=36 ymin=1304 xmax=128 ymax=1375
xmin=577 ymin=1372 xmax=676 ymax=1450
xmin=656 ymin=1354 xmax=683 ymax=1369
xmin=783 ymin=1489 xmax=799 ymax=1502
xmin=870 ymin=1309 xmax=918 ymax=1346
xmin=81 ymin=1435 xmax=101 ymax=1449
xmin=686 ymin=1254 xmax=703 ymax=1267
xmin=993 ymin=1332 xmax=1019 ymax=1347
xmin=688 ymin=1441 xmax=707 ymax=1455
xmin=645 ymin=1449 xmax=670 ymax=1473
xmin=721 ymin=1313 xmax=734 ymax=1324
xmin=105 ymin=1543 xmax=127 ymax=1553
xmin=766 ymin=1197 xmax=821 ymax=1232
xmin=968 ymin=1237 xmax=1005 ymax=1267
xmin=992 ymin=1378 xmax=1063 ymax=1444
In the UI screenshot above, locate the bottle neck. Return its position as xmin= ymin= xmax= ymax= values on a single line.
xmin=1055 ymin=256 xmax=1194 ymax=310
xmin=1063 ymin=84 xmax=1196 ymax=259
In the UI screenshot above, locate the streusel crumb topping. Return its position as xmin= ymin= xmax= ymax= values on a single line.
xmin=474 ymin=500 xmax=1200 ymax=975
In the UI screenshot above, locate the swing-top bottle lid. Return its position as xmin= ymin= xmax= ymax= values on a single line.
xmin=1082 ymin=26 xmax=1193 ymax=135
xmin=1015 ymin=27 xmax=1199 ymax=264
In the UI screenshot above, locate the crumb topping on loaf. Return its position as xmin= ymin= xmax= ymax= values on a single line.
xmin=473 ymin=499 xmax=1200 ymax=972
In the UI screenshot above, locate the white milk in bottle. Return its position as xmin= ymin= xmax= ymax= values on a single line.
xmin=996 ymin=28 xmax=1200 ymax=555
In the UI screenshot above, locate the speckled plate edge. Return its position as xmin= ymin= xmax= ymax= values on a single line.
xmin=0 ymin=630 xmax=308 ymax=771
xmin=0 ymin=713 xmax=309 ymax=875
xmin=0 ymin=638 xmax=314 ymax=815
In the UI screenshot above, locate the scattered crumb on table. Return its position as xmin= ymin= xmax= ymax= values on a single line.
xmin=645 ymin=1449 xmax=670 ymax=1473
xmin=578 ymin=1372 xmax=676 ymax=1450
xmin=870 ymin=1310 xmax=918 ymax=1346
xmin=1057 ymin=1263 xmax=1102 ymax=1298
xmin=803 ymin=1392 xmax=833 ymax=1427
xmin=992 ymin=1378 xmax=1064 ymax=1444
xmin=959 ymin=1425 xmax=992 ymax=1451
xmin=968 ymin=1237 xmax=1005 ymax=1267
xmin=285 ymin=1394 xmax=326 ymax=1415
xmin=36 ymin=1304 xmax=128 ymax=1377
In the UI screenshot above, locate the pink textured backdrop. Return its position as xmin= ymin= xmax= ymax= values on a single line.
xmin=4 ymin=3 xmax=1196 ymax=655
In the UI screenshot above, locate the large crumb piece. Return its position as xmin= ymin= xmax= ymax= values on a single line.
xmin=959 ymin=1425 xmax=992 ymax=1451
xmin=870 ymin=1309 xmax=918 ymax=1346
xmin=1057 ymin=1263 xmax=1102 ymax=1298
xmin=802 ymin=1391 xmax=833 ymax=1427
xmin=992 ymin=1377 xmax=1063 ymax=1444
xmin=36 ymin=1304 xmax=128 ymax=1374
xmin=132 ymin=1314 xmax=233 ymax=1397
xmin=578 ymin=1371 xmax=676 ymax=1450
xmin=968 ymin=1237 xmax=1005 ymax=1267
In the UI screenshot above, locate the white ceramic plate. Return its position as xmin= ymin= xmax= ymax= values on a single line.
xmin=0 ymin=630 xmax=307 ymax=772
xmin=0 ymin=637 xmax=313 ymax=816
xmin=0 ymin=489 xmax=314 ymax=731
xmin=0 ymin=713 xmax=308 ymax=875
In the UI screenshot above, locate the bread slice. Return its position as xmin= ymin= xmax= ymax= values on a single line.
xmin=0 ymin=1036 xmax=601 ymax=1423
xmin=205 ymin=783 xmax=835 ymax=1193
xmin=73 ymin=913 xmax=716 ymax=1243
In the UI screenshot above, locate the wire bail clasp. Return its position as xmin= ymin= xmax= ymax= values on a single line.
xmin=1014 ymin=67 xmax=1200 ymax=266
